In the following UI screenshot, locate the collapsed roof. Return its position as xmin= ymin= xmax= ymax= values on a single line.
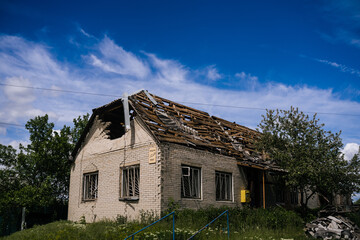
xmin=72 ymin=90 xmax=283 ymax=171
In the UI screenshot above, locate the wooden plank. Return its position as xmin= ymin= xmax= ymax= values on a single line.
xmin=212 ymin=116 xmax=260 ymax=135
xmin=145 ymin=121 xmax=167 ymax=131
xmin=154 ymin=96 xmax=210 ymax=116
xmin=141 ymin=113 xmax=164 ymax=126
xmin=135 ymin=101 xmax=155 ymax=111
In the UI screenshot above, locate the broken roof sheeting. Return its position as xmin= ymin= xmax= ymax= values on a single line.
xmin=128 ymin=91 xmax=282 ymax=171
xmin=75 ymin=90 xmax=282 ymax=171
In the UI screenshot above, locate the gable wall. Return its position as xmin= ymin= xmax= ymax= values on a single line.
xmin=68 ymin=116 xmax=162 ymax=222
xmin=160 ymin=143 xmax=248 ymax=210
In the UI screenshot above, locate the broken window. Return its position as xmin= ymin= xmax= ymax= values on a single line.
xmin=181 ymin=165 xmax=201 ymax=198
xmin=98 ymin=105 xmax=136 ymax=140
xmin=215 ymin=171 xmax=232 ymax=201
xmin=83 ymin=172 xmax=98 ymax=201
xmin=121 ymin=165 xmax=140 ymax=200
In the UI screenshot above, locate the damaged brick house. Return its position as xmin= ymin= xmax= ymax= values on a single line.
xmin=67 ymin=90 xmax=317 ymax=222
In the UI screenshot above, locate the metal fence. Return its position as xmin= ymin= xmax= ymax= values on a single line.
xmin=124 ymin=211 xmax=175 ymax=240
xmin=187 ymin=210 xmax=229 ymax=240
xmin=124 ymin=210 xmax=230 ymax=240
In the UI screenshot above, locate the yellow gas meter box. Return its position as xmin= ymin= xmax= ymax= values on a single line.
xmin=241 ymin=190 xmax=250 ymax=203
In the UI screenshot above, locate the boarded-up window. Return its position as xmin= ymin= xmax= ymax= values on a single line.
xmin=121 ymin=165 xmax=140 ymax=200
xmin=215 ymin=171 xmax=232 ymax=201
xmin=181 ymin=166 xmax=201 ymax=198
xmin=83 ymin=172 xmax=98 ymax=201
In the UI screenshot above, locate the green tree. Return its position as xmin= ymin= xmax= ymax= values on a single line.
xmin=0 ymin=113 xmax=89 ymax=214
xmin=71 ymin=113 xmax=90 ymax=145
xmin=257 ymin=107 xmax=360 ymax=208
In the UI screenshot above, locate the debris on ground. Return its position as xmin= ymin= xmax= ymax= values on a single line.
xmin=305 ymin=215 xmax=360 ymax=239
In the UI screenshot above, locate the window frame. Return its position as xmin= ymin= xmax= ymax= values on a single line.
xmin=215 ymin=171 xmax=233 ymax=201
xmin=82 ymin=171 xmax=98 ymax=201
xmin=120 ymin=165 xmax=140 ymax=201
xmin=181 ymin=165 xmax=201 ymax=199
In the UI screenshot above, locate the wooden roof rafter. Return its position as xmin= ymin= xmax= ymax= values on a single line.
xmin=72 ymin=90 xmax=281 ymax=171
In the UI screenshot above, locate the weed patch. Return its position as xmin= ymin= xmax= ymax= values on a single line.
xmin=2 ymin=207 xmax=307 ymax=240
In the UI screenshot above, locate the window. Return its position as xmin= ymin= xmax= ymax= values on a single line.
xmin=121 ymin=165 xmax=140 ymax=200
xmin=83 ymin=172 xmax=98 ymax=201
xmin=215 ymin=171 xmax=232 ymax=201
xmin=181 ymin=165 xmax=201 ymax=198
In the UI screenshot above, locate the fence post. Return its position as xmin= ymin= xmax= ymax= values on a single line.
xmin=186 ymin=210 xmax=229 ymax=240
xmin=124 ymin=211 xmax=176 ymax=240
xmin=227 ymin=211 xmax=230 ymax=240
xmin=173 ymin=212 xmax=175 ymax=240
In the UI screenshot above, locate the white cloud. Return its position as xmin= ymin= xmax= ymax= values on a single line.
xmin=24 ymin=109 xmax=56 ymax=119
xmin=146 ymin=52 xmax=189 ymax=86
xmin=8 ymin=140 xmax=30 ymax=151
xmin=79 ymin=28 xmax=92 ymax=38
xmin=342 ymin=143 xmax=359 ymax=161
xmin=89 ymin=36 xmax=150 ymax=79
xmin=235 ymin=71 xmax=258 ymax=81
xmin=4 ymin=76 xmax=35 ymax=104
xmin=0 ymin=127 xmax=6 ymax=135
xmin=0 ymin=33 xmax=359 ymax=149
xmin=206 ymin=65 xmax=222 ymax=81
xmin=235 ymin=71 xmax=259 ymax=90
xmin=316 ymin=59 xmax=360 ymax=77
xmin=90 ymin=54 xmax=118 ymax=73
xmin=0 ymin=35 xmax=100 ymax=127
xmin=0 ymin=36 xmax=68 ymax=83
xmin=52 ymin=129 xmax=61 ymax=136
xmin=0 ymin=76 xmax=57 ymax=124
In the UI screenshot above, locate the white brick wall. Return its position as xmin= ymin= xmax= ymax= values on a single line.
xmin=68 ymin=117 xmax=162 ymax=222
xmin=69 ymin=117 xmax=266 ymax=222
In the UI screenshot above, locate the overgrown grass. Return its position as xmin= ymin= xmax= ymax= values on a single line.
xmin=2 ymin=207 xmax=308 ymax=240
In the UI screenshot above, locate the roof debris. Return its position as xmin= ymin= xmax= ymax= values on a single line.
xmin=75 ymin=90 xmax=283 ymax=171
xmin=128 ymin=90 xmax=282 ymax=171
xmin=305 ymin=215 xmax=360 ymax=239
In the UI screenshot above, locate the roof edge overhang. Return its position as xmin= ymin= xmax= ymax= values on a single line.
xmin=236 ymin=161 xmax=286 ymax=172
xmin=70 ymin=112 xmax=97 ymax=161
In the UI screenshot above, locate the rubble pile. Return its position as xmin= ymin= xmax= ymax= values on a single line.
xmin=305 ymin=215 xmax=360 ymax=239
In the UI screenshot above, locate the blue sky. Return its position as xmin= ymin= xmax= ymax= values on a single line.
xmin=0 ymin=0 xmax=359 ymax=162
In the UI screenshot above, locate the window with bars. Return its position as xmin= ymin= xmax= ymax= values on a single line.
xmin=181 ymin=165 xmax=201 ymax=198
xmin=215 ymin=171 xmax=232 ymax=201
xmin=121 ymin=165 xmax=140 ymax=200
xmin=83 ymin=172 xmax=98 ymax=201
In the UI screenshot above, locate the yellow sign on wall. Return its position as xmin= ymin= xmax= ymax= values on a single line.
xmin=148 ymin=147 xmax=157 ymax=164
xmin=241 ymin=190 xmax=250 ymax=203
